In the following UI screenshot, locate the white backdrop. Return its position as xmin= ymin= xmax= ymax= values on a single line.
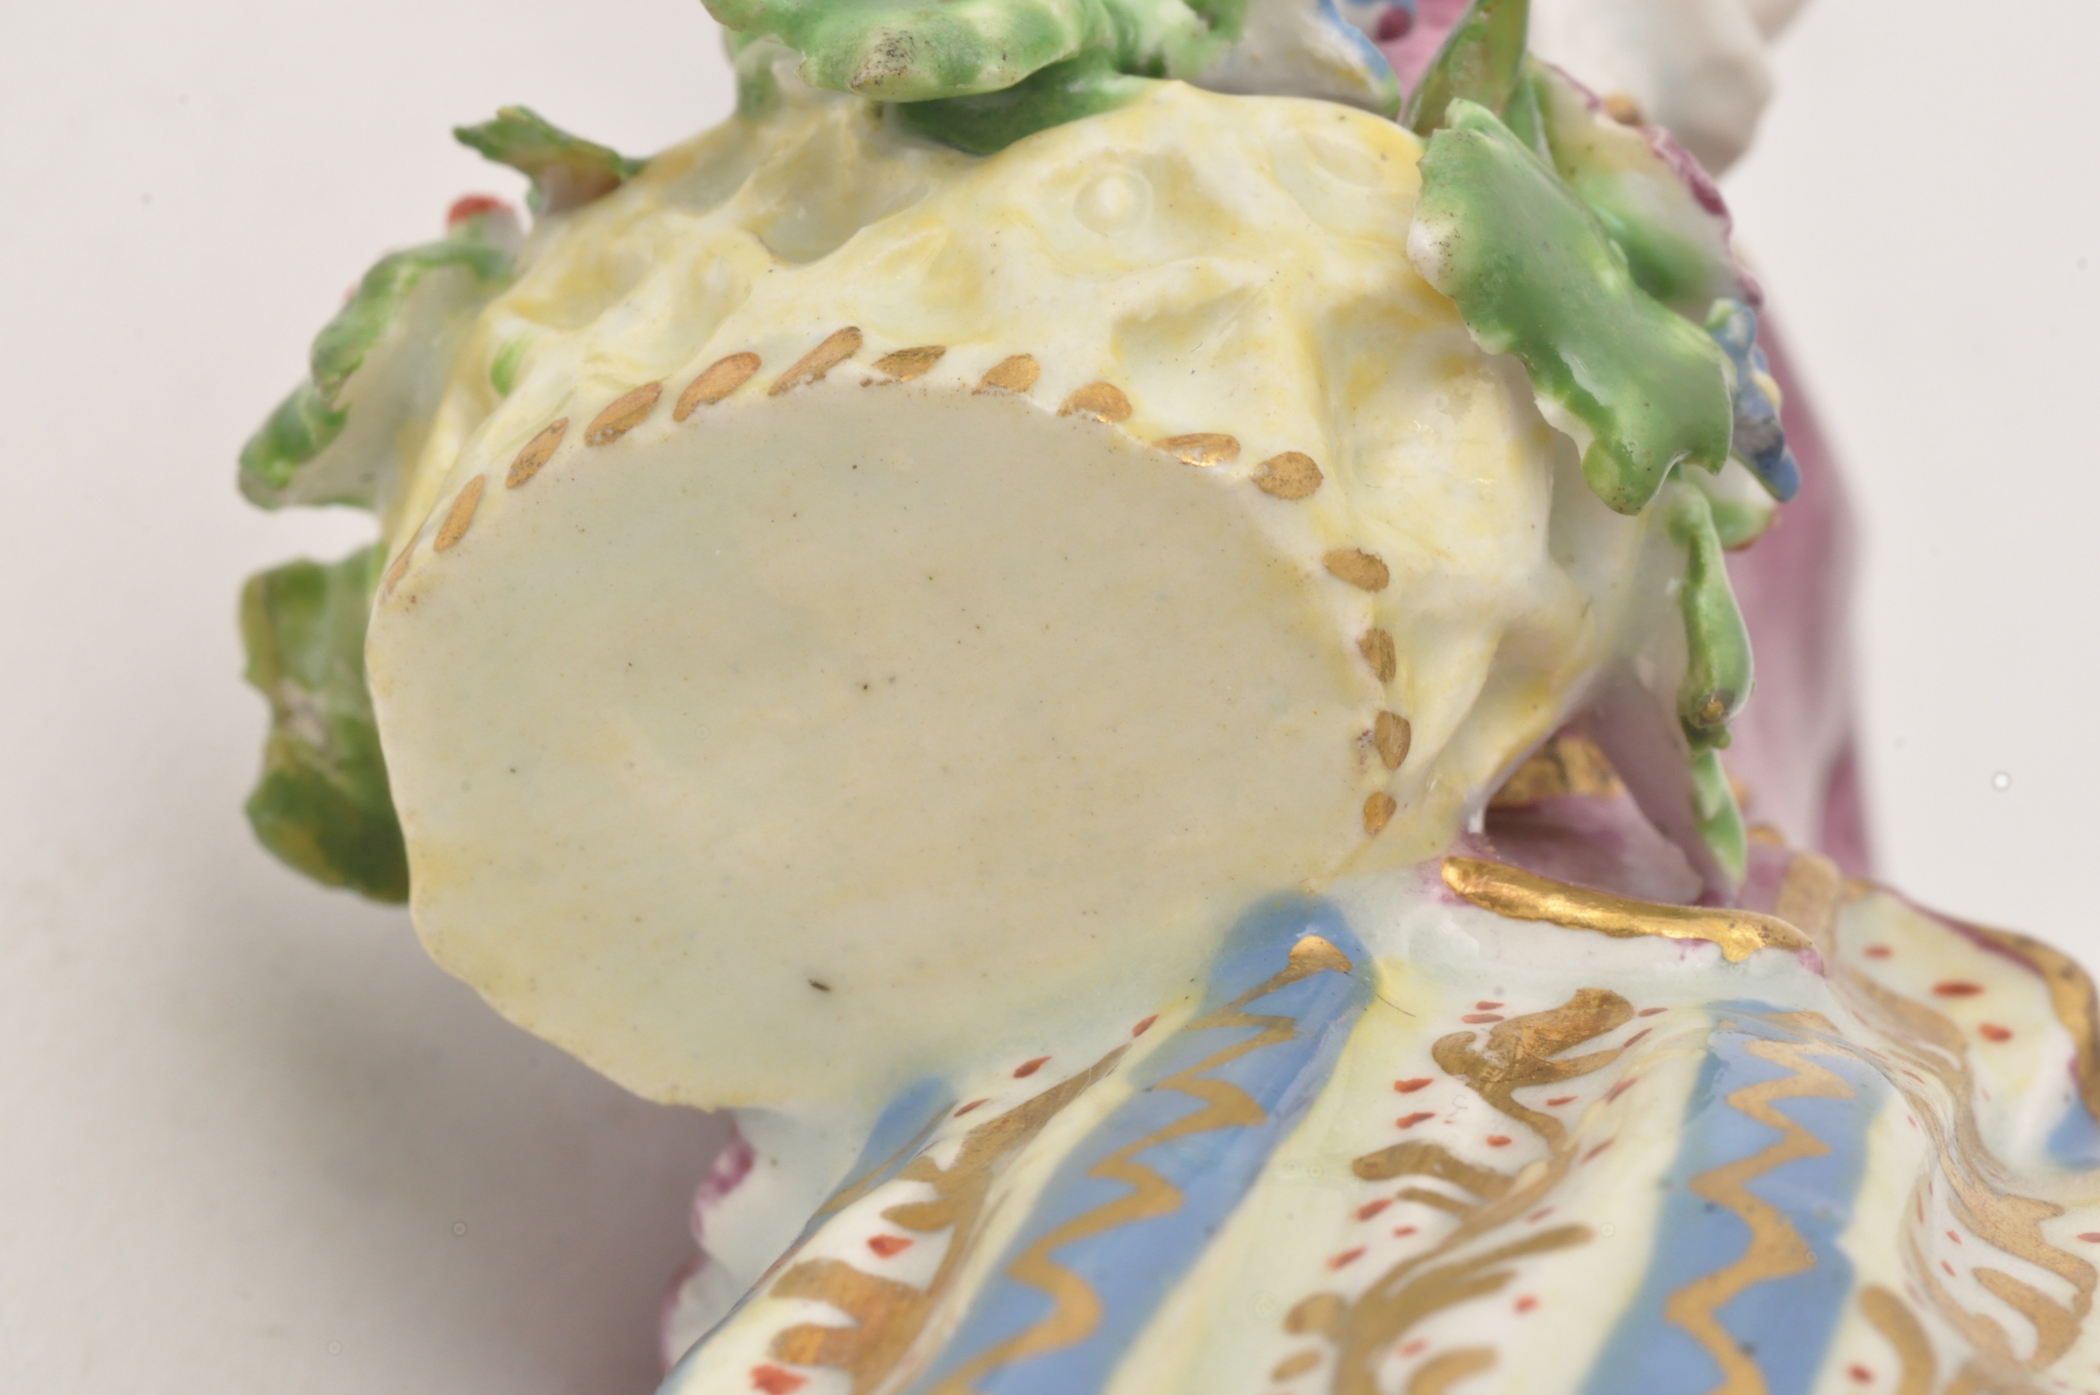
xmin=2 ymin=1 xmax=2095 ymax=1391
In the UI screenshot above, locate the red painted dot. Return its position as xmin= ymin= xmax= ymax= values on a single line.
xmin=1545 ymin=1095 xmax=1577 ymax=1106
xmin=1941 ymin=1260 xmax=1957 ymax=1277
xmin=1462 ymin=1013 xmax=1504 ymax=1024
xmin=1637 ymin=1006 xmax=1668 ymax=1017
xmin=867 ymin=1234 xmax=913 ymax=1258
xmin=1916 ymin=1197 xmax=1926 ymax=1222
xmin=447 ymin=194 xmax=508 ymax=226
xmin=751 ymin=1365 xmax=807 ymax=1395
xmin=1014 ymin=1056 xmax=1050 ymax=1078
xmin=1605 ymin=1077 xmax=1639 ymax=1103
xmin=1476 ymin=1001 xmax=1504 ymax=1010
xmin=1486 ymin=1135 xmax=1512 ymax=1148
xmin=1358 ymin=1198 xmax=1392 ymax=1221
xmin=1624 ymin=1028 xmax=1652 ymax=1047
xmin=1945 ymin=1230 xmax=1961 ymax=1245
xmin=1375 ymin=5 xmax=1413 ymax=42
xmin=1328 ymin=1247 xmax=1366 ymax=1270
xmin=1132 ymin=1015 xmax=1158 ymax=1037
xmin=1515 ymin=1295 xmax=1538 ymax=1314
xmin=1393 ymin=1225 xmax=1419 ymax=1238
xmin=1527 ymin=1208 xmax=1553 ymax=1223
xmin=1980 ymin=1023 xmax=2013 ymax=1042
xmin=1397 ymin=1111 xmax=1435 ymax=1129
xmin=1394 ymin=1077 xmax=1434 ymax=1094
xmin=1399 ymin=1339 xmax=1429 ymax=1358
xmin=1583 ymin=1139 xmax=1614 ymax=1163
xmin=1849 ymin=1364 xmax=1873 ymax=1383
xmin=2079 ymin=1232 xmax=2100 ymax=1242
xmin=955 ymin=1099 xmax=988 ymax=1117
xmin=1864 ymin=945 xmax=1893 ymax=959
xmin=1933 ymin=981 xmax=1985 ymax=997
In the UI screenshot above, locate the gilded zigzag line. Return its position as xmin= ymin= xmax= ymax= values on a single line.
xmin=924 ymin=936 xmax=1354 ymax=1394
xmin=1662 ymin=1034 xmax=1854 ymax=1395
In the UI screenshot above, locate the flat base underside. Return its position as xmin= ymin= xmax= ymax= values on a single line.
xmin=369 ymin=383 xmax=1383 ymax=1104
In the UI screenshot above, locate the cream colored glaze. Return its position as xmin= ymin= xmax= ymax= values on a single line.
xmin=368 ymin=79 xmax=1693 ymax=1106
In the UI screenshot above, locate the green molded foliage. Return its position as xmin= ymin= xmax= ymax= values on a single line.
xmin=1402 ymin=0 xmax=1529 ymax=136
xmin=240 ymin=546 xmax=408 ymax=903
xmin=1665 ymin=482 xmax=1753 ymax=753
xmin=238 ymin=216 xmax=515 ymax=512
xmin=705 ymin=0 xmax=1241 ymax=103
xmin=1409 ymin=100 xmax=1733 ymax=515
xmin=1684 ymin=457 xmax=1777 ymax=551
xmin=1530 ymin=64 xmax=1744 ymax=318
xmin=454 ymin=106 xmax=646 ymax=215
xmin=894 ymin=52 xmax=1154 ymax=154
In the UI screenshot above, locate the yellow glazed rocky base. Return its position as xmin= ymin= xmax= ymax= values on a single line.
xmin=366 ymin=82 xmax=1691 ymax=1108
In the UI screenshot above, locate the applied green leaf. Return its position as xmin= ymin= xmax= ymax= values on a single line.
xmin=1409 ymin=100 xmax=1733 ymax=515
xmin=238 ymin=217 xmax=515 ymax=513
xmin=705 ymin=0 xmax=1240 ymax=103
xmin=240 ymin=546 xmax=408 ymax=903
xmin=1402 ymin=0 xmax=1529 ymax=136
xmin=894 ymin=51 xmax=1153 ymax=154
xmin=454 ymin=106 xmax=645 ymax=214
xmin=1665 ymin=481 xmax=1754 ymax=753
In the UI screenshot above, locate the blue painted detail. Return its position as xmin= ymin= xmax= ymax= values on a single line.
xmin=1578 ymin=1006 xmax=1885 ymax=1395
xmin=898 ymin=895 xmax=1373 ymax=1395
xmin=1705 ymin=299 xmax=1801 ymax=502
xmin=658 ymin=1077 xmax=954 ymax=1391
xmin=1320 ymin=0 xmax=1403 ymax=92
xmin=2048 ymin=1090 xmax=2100 ymax=1169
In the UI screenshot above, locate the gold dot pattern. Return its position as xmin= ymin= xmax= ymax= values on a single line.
xmin=1058 ymin=382 xmax=1132 ymax=423
xmin=1359 ymin=628 xmax=1397 ymax=684
xmin=1155 ymin=433 xmax=1240 ymax=467
xmin=421 ymin=341 xmax=1411 ymax=843
xmin=1373 ymin=711 xmax=1411 ymax=770
xmin=771 ymin=327 xmax=864 ymax=396
xmin=1323 ymin=548 xmax=1390 ymax=592
xmin=433 ymin=476 xmax=487 ymax=552
xmin=677 ymin=353 xmax=762 ymax=418
xmin=977 ymin=354 xmax=1041 ymax=394
xmin=1253 ymin=451 xmax=1322 ymax=500
xmin=586 ymin=383 xmax=662 ymax=446
xmin=506 ymin=418 xmax=568 ymax=488
xmin=872 ymin=346 xmax=946 ymax=381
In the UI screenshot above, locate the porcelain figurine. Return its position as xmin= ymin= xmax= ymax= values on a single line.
xmin=234 ymin=2 xmax=2100 ymax=1392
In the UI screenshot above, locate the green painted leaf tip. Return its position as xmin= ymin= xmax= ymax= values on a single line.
xmin=706 ymin=0 xmax=1242 ymax=153
xmin=238 ymin=215 xmax=517 ymax=514
xmin=453 ymin=106 xmax=646 ymax=214
xmin=706 ymin=0 xmax=1238 ymax=101
xmin=1666 ymin=481 xmax=1754 ymax=752
xmin=1402 ymin=0 xmax=1529 ymax=136
xmin=240 ymin=545 xmax=409 ymax=904
xmin=1409 ymin=100 xmax=1733 ymax=515
xmin=894 ymin=51 xmax=1152 ymax=154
